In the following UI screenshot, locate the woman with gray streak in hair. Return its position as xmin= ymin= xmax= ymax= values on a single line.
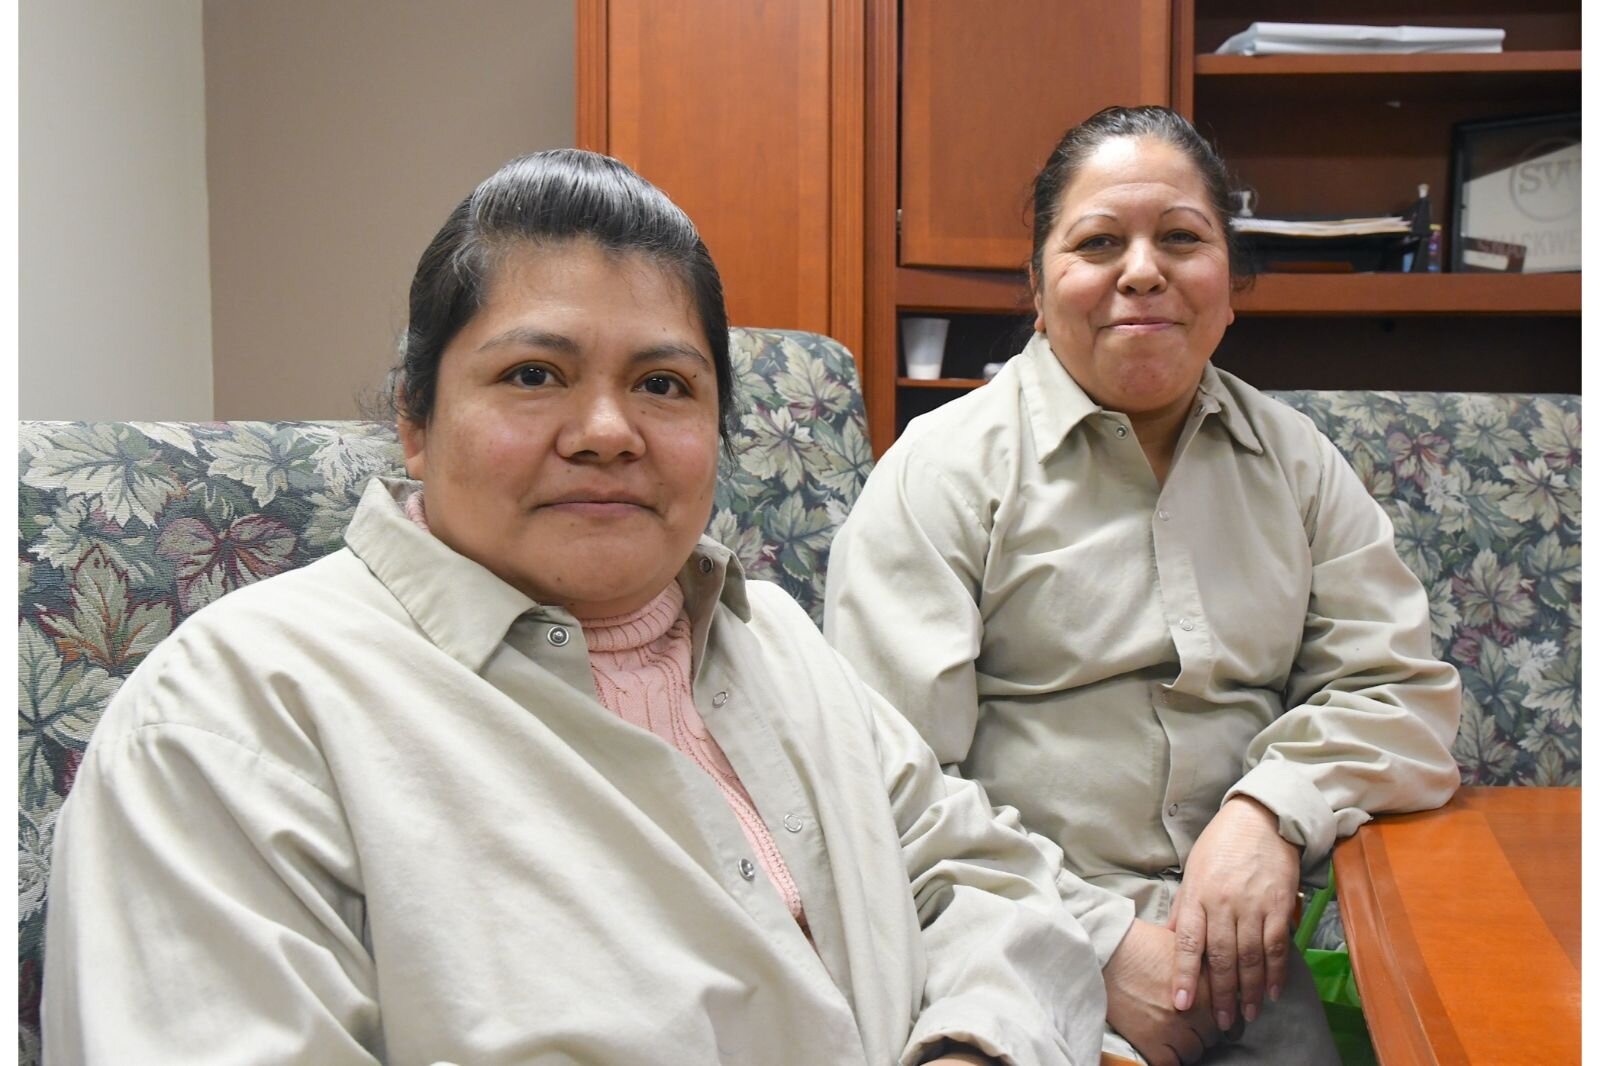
xmin=826 ymin=108 xmax=1460 ymax=1066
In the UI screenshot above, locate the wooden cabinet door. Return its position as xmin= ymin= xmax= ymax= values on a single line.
xmin=900 ymin=0 xmax=1172 ymax=270
xmin=580 ymin=0 xmax=863 ymax=360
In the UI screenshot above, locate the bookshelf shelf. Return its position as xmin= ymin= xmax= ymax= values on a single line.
xmin=897 ymin=376 xmax=986 ymax=389
xmin=896 ymin=267 xmax=1030 ymax=315
xmin=1195 ymin=50 xmax=1581 ymax=78
xmin=896 ymin=268 xmax=1579 ymax=317
xmin=1233 ymin=272 xmax=1581 ymax=315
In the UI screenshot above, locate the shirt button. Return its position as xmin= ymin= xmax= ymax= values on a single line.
xmin=1167 ymin=803 xmax=1180 ymax=817
xmin=737 ymin=859 xmax=757 ymax=881
xmin=712 ymin=690 xmax=730 ymax=708
xmin=1114 ymin=425 xmax=1129 ymax=438
xmin=546 ymin=625 xmax=570 ymax=647
xmin=699 ymin=557 xmax=713 ymax=574
xmin=1179 ymin=618 xmax=1195 ymax=632
xmin=1157 ymin=509 xmax=1171 ymax=521
xmin=782 ymin=813 xmax=804 ymax=833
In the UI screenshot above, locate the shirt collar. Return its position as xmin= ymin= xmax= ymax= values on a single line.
xmin=1017 ymin=332 xmax=1101 ymax=458
xmin=1194 ymin=364 xmax=1265 ymax=454
xmin=343 ymin=478 xmax=752 ymax=674
xmin=1017 ymin=332 xmax=1263 ymax=459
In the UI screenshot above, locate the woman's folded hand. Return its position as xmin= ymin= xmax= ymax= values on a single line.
xmin=1169 ymin=796 xmax=1301 ymax=1033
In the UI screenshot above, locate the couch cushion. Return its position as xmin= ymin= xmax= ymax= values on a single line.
xmin=1266 ymin=391 xmax=1581 ymax=789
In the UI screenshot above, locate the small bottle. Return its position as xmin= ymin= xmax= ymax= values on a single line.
xmin=1426 ymin=224 xmax=1443 ymax=272
xmin=1407 ymin=183 xmax=1431 ymax=272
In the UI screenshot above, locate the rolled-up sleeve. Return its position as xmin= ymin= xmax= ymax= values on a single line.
xmin=1226 ymin=434 xmax=1462 ymax=870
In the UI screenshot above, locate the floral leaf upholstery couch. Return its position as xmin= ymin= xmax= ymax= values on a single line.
xmin=1267 ymin=390 xmax=1581 ymax=790
xmin=16 ymin=318 xmax=1579 ymax=1061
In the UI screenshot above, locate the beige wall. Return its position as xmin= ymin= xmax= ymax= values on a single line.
xmin=204 ymin=0 xmax=576 ymax=419
xmin=20 ymin=0 xmax=215 ymax=420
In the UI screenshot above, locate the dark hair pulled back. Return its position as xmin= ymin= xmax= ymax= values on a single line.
xmin=391 ymin=149 xmax=734 ymax=440
xmin=1029 ymin=106 xmax=1245 ymax=286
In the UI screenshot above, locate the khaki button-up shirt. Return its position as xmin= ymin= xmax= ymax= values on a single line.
xmin=824 ymin=334 xmax=1460 ymax=965
xmin=44 ymin=477 xmax=1105 ymax=1066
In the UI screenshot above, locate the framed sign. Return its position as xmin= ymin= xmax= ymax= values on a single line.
xmin=1449 ymin=112 xmax=1580 ymax=273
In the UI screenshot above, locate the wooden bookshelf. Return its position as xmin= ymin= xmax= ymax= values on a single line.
xmin=580 ymin=0 xmax=1583 ymax=453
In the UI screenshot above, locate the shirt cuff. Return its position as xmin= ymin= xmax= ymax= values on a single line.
xmin=902 ymin=1003 xmax=1071 ymax=1066
xmin=914 ymin=1037 xmax=1000 ymax=1064
xmin=1056 ymin=870 xmax=1137 ymax=970
xmin=1225 ymin=760 xmax=1342 ymax=870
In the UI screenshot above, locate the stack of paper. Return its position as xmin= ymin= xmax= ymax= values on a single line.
xmin=1231 ymin=216 xmax=1412 ymax=237
xmin=1216 ymin=22 xmax=1505 ymax=56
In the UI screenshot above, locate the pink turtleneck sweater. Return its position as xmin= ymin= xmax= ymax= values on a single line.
xmin=403 ymin=492 xmax=806 ymax=926
xmin=577 ymin=582 xmax=806 ymax=925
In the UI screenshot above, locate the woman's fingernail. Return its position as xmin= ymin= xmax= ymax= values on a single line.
xmin=1244 ymin=1003 xmax=1258 ymax=1023
xmin=1175 ymin=989 xmax=1191 ymax=1011
xmin=1216 ymin=1010 xmax=1231 ymax=1030
xmin=1269 ymin=985 xmax=1281 ymax=1002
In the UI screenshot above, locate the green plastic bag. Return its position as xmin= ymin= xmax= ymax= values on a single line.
xmin=1294 ymin=875 xmax=1378 ymax=1066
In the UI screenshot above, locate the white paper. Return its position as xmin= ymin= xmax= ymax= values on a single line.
xmin=1217 ymin=22 xmax=1505 ymax=56
xmin=1232 ymin=216 xmax=1411 ymax=237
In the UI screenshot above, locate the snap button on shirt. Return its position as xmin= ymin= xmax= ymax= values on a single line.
xmin=546 ymin=626 xmax=570 ymax=647
xmin=1167 ymin=803 xmax=1180 ymax=817
xmin=782 ymin=813 xmax=804 ymax=833
xmin=1114 ymin=425 xmax=1129 ymax=438
xmin=737 ymin=859 xmax=757 ymax=881
xmin=712 ymin=690 xmax=730 ymax=708
xmin=1157 ymin=509 xmax=1171 ymax=521
xmin=1179 ymin=618 xmax=1195 ymax=632
xmin=698 ymin=557 xmax=714 ymax=574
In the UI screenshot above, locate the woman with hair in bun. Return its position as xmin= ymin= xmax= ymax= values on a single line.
xmin=44 ymin=150 xmax=1105 ymax=1066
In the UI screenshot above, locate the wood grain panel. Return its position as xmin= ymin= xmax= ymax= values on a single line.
xmin=900 ymin=0 xmax=1173 ymax=269
xmin=1171 ymin=0 xmax=1196 ymax=116
xmin=604 ymin=0 xmax=834 ymax=336
xmin=1333 ymin=788 xmax=1580 ymax=1066
xmin=829 ymin=0 xmax=866 ymax=372
xmin=863 ymin=0 xmax=900 ymax=454
xmin=575 ymin=0 xmax=608 ymax=150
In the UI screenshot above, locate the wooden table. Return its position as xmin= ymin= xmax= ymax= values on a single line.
xmin=1333 ymin=786 xmax=1580 ymax=1065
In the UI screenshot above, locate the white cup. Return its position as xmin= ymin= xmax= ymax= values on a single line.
xmin=901 ymin=317 xmax=950 ymax=380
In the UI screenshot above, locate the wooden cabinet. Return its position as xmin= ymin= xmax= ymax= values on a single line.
xmin=899 ymin=0 xmax=1171 ymax=269
xmin=578 ymin=0 xmax=865 ymax=364
xmin=581 ymin=0 xmax=1581 ymax=456
xmin=866 ymin=0 xmax=1173 ymax=450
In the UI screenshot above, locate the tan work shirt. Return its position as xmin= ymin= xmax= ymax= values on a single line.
xmin=44 ymin=478 xmax=1106 ymax=1066
xmin=824 ymin=334 xmax=1461 ymax=965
